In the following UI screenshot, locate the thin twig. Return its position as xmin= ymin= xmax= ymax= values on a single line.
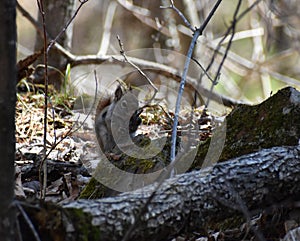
xmin=179 ymin=22 xmax=296 ymax=88
xmin=17 ymin=1 xmax=44 ymax=38
xmin=116 ymin=35 xmax=158 ymax=101
xmin=205 ymin=0 xmax=242 ymax=109
xmin=160 ymin=0 xmax=195 ymax=31
xmin=192 ymin=57 xmax=214 ymax=82
xmin=169 ymin=0 xmax=223 ymax=176
xmin=45 ymin=90 xmax=65 ymax=149
xmin=15 ymin=202 xmax=41 ymax=241
xmin=204 ymin=0 xmax=261 ymax=75
xmin=34 ymin=0 xmax=89 ymax=200
xmin=170 ymin=30 xmax=200 ymax=176
xmin=46 ymin=0 xmax=89 ymax=53
xmin=17 ymin=1 xmax=249 ymax=107
xmin=36 ymin=0 xmax=48 ymax=200
xmin=198 ymin=0 xmax=261 ymax=109
xmin=197 ymin=0 xmax=222 ymax=33
xmin=16 ymin=3 xmax=248 ymax=107
xmin=60 ymin=47 xmax=248 ymax=106
xmin=40 ymin=70 xmax=98 ymax=166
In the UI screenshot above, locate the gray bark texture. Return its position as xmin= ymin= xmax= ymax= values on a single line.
xmin=24 ymin=146 xmax=300 ymax=241
xmin=0 ymin=0 xmax=17 ymax=239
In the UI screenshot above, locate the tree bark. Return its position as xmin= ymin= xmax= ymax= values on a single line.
xmin=23 ymin=146 xmax=300 ymax=241
xmin=0 ymin=0 xmax=17 ymax=240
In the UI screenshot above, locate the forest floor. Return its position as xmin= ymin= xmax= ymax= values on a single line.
xmin=15 ymin=88 xmax=213 ymax=203
xmin=15 ymin=86 xmax=299 ymax=240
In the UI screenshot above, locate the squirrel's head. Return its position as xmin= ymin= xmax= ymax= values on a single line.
xmin=95 ymin=84 xmax=142 ymax=153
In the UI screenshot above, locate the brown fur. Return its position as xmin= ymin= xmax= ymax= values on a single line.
xmin=95 ymin=86 xmax=142 ymax=153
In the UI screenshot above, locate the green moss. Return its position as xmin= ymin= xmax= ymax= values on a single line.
xmin=193 ymin=87 xmax=300 ymax=167
xmin=219 ymin=87 xmax=300 ymax=162
xmin=79 ymin=177 xmax=109 ymax=199
xmin=140 ymin=159 xmax=156 ymax=172
xmin=210 ymin=215 xmax=244 ymax=231
xmin=65 ymin=207 xmax=101 ymax=241
xmin=191 ymin=139 xmax=210 ymax=169
xmin=81 ymin=87 xmax=300 ymax=198
xmin=80 ymin=136 xmax=174 ymax=198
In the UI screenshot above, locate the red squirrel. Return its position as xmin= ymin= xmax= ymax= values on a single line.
xmin=95 ymin=85 xmax=142 ymax=153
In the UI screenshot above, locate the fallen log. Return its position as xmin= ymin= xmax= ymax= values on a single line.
xmin=80 ymin=86 xmax=300 ymax=198
xmin=22 ymin=145 xmax=300 ymax=241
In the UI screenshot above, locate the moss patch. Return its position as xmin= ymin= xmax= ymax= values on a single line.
xmin=193 ymin=87 xmax=300 ymax=167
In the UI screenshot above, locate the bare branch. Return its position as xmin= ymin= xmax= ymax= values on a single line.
xmin=46 ymin=0 xmax=89 ymax=53
xmin=116 ymin=0 xmax=171 ymax=37
xmin=178 ymin=23 xmax=300 ymax=88
xmin=169 ymin=0 xmax=224 ymax=177
xmin=160 ymin=0 xmax=194 ymax=31
xmin=191 ymin=57 xmax=214 ymax=82
xmin=56 ymin=44 xmax=247 ymax=107
xmin=116 ymin=35 xmax=158 ymax=101
xmin=16 ymin=3 xmax=246 ymax=107
xmin=116 ymin=0 xmax=151 ymax=16
xmin=36 ymin=0 xmax=49 ymax=200
xmin=17 ymin=1 xmax=44 ymax=38
xmin=170 ymin=30 xmax=201 ymax=176
xmin=205 ymin=0 xmax=242 ymax=109
xmin=198 ymin=0 xmax=223 ymax=33
xmin=97 ymin=1 xmax=117 ymax=56
xmin=40 ymin=70 xmax=98 ymax=168
xmin=28 ymin=0 xmax=89 ymax=200
xmin=182 ymin=0 xmax=201 ymax=27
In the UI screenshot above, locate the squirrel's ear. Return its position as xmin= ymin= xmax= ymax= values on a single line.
xmin=114 ymin=85 xmax=123 ymax=101
xmin=128 ymin=84 xmax=132 ymax=91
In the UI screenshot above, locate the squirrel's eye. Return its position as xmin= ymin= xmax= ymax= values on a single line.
xmin=121 ymin=100 xmax=127 ymax=109
xmin=102 ymin=110 xmax=107 ymax=118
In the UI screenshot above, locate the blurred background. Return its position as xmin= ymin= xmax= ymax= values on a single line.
xmin=17 ymin=0 xmax=300 ymax=105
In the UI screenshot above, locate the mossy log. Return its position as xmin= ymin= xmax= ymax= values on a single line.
xmin=217 ymin=86 xmax=300 ymax=161
xmin=81 ymin=86 xmax=300 ymax=198
xmin=21 ymin=146 xmax=300 ymax=241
